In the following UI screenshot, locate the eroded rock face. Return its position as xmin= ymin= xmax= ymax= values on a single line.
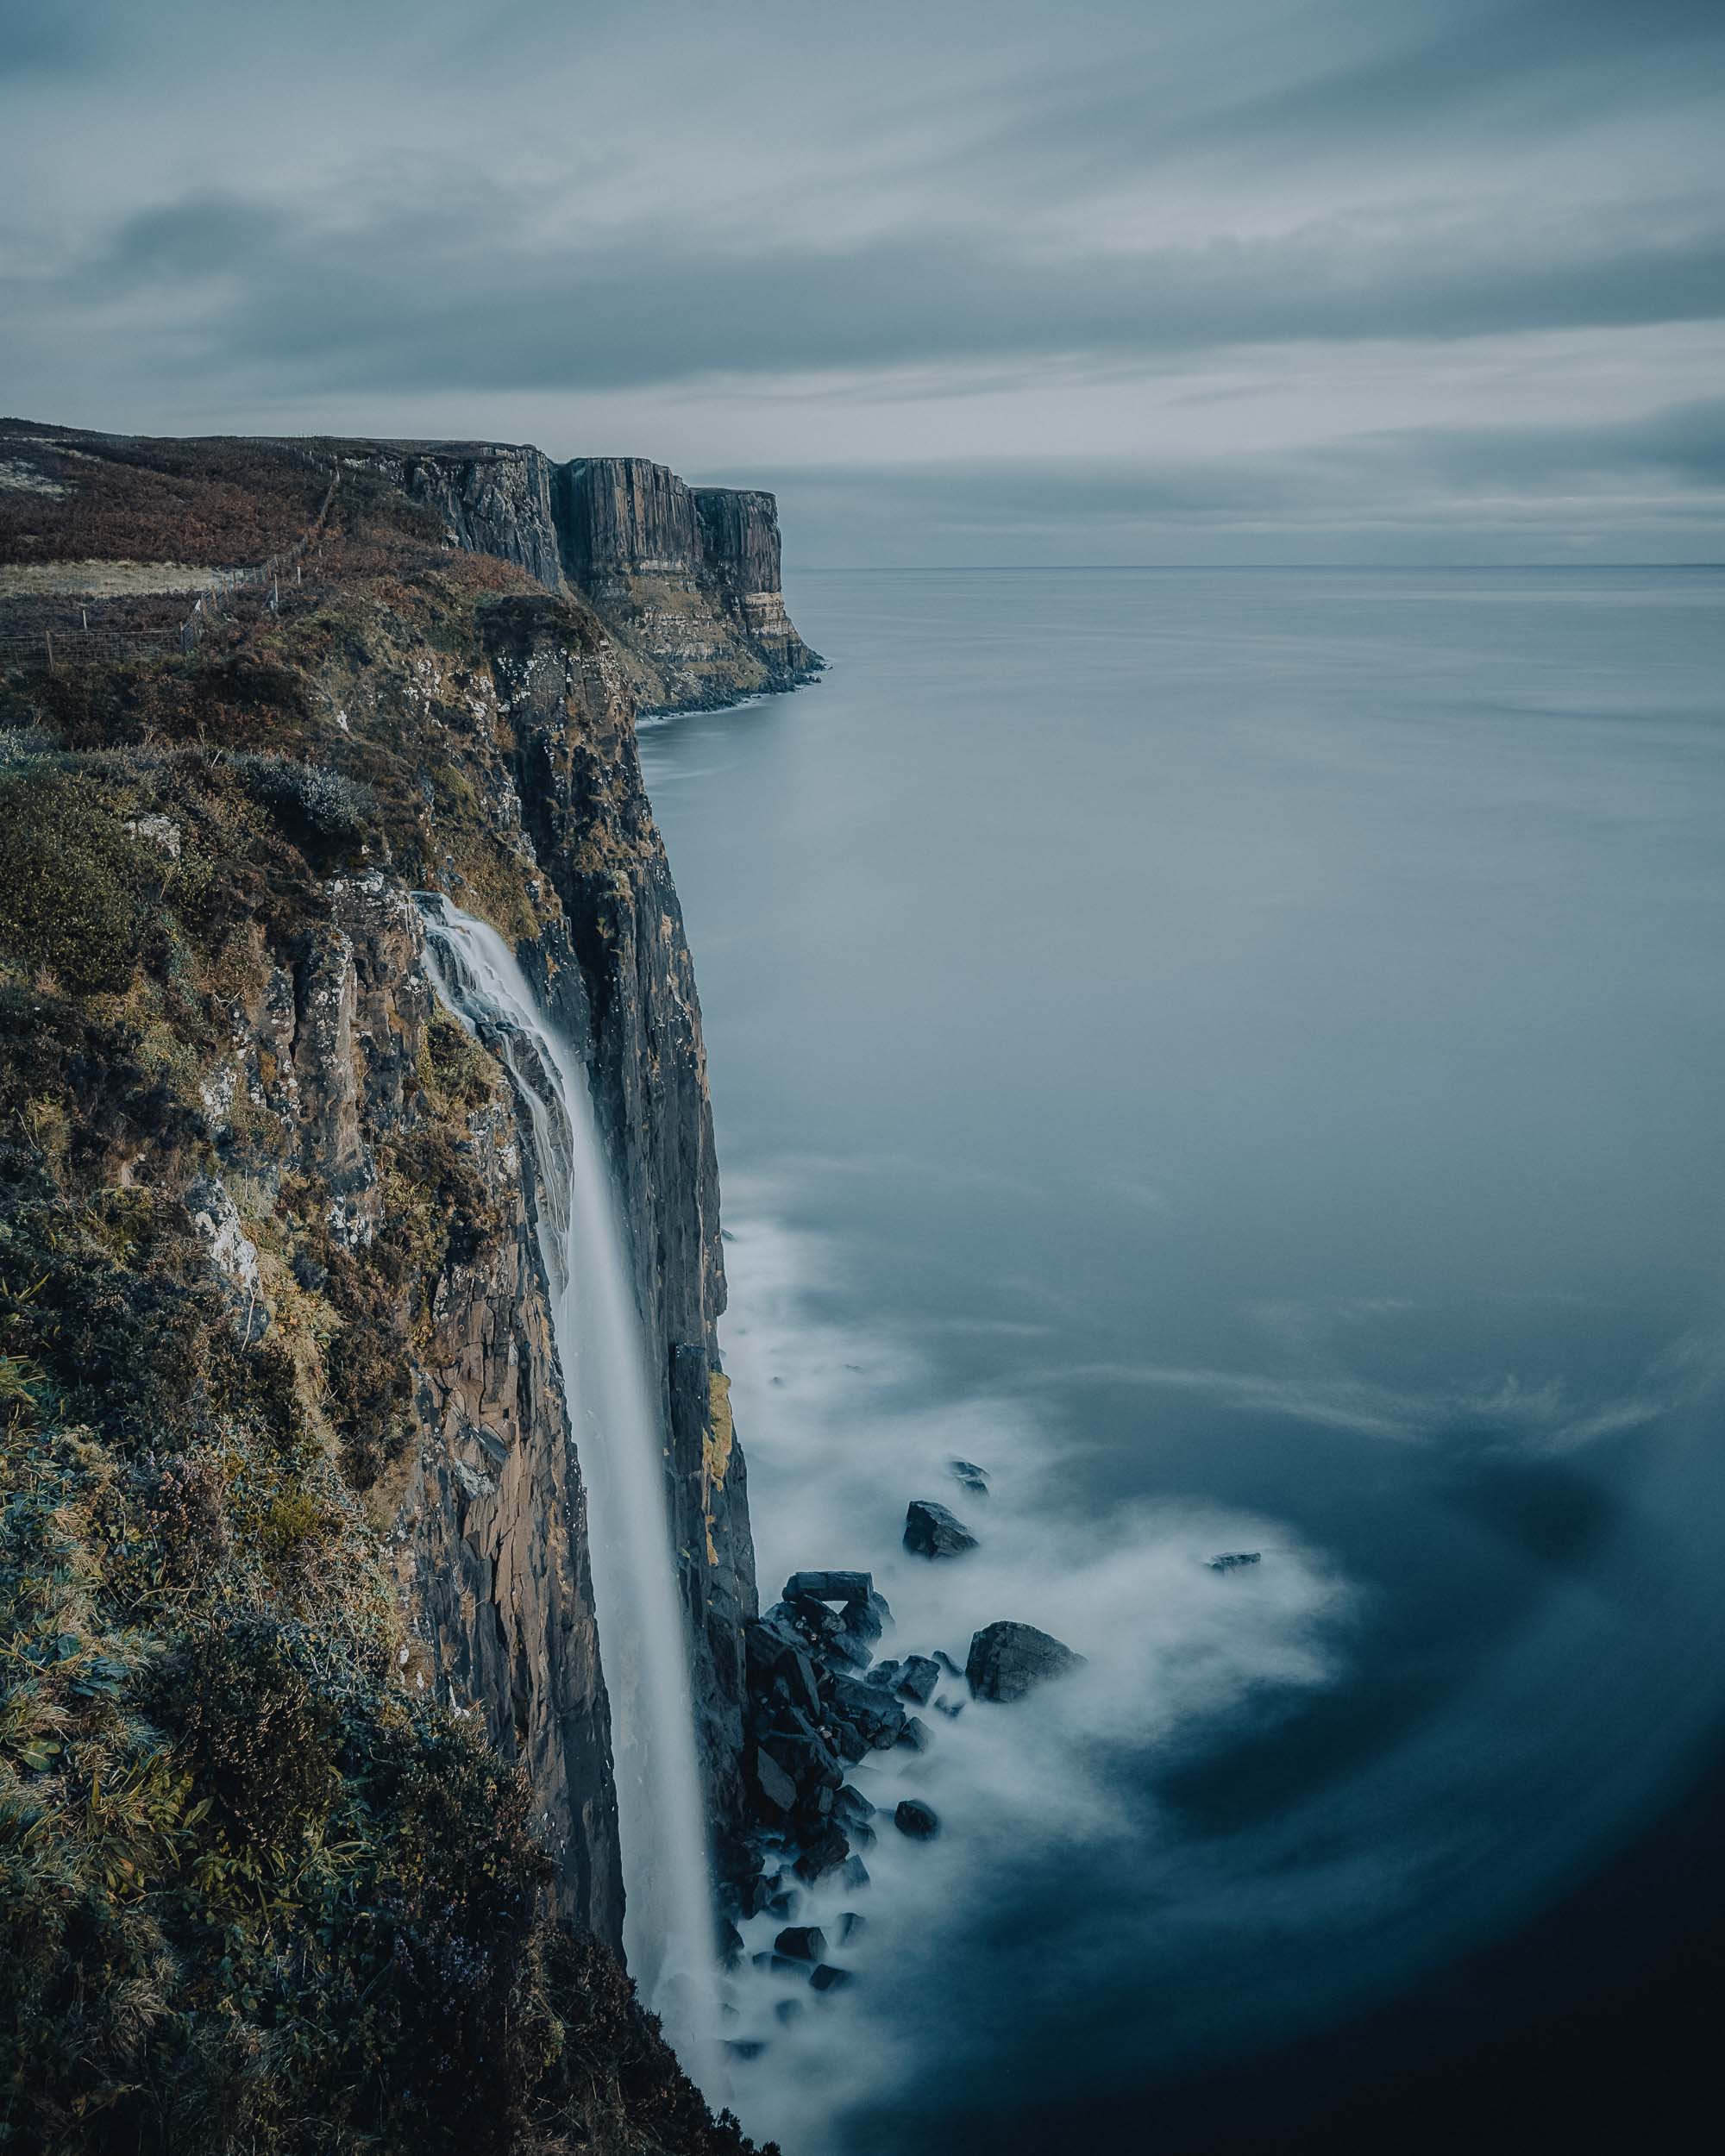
xmin=354 ymin=442 xmax=566 ymax=591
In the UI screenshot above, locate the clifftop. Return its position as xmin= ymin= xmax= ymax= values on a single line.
xmin=0 ymin=423 xmax=819 ymax=716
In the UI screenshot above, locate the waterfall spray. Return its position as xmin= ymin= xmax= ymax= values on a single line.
xmin=417 ymin=897 xmax=721 ymax=2085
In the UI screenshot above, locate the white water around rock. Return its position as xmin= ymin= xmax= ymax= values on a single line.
xmin=417 ymin=897 xmax=720 ymax=2087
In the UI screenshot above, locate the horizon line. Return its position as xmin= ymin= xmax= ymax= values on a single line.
xmin=790 ymin=561 xmax=1725 ymax=573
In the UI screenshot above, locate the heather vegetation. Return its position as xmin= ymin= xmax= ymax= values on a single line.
xmin=0 ymin=427 xmax=329 ymax=569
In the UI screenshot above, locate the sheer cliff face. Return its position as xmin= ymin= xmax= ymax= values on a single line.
xmin=482 ymin=592 xmax=758 ymax=1858
xmin=354 ymin=445 xmax=819 ymax=715
xmin=321 ymin=437 xmax=822 ymax=715
xmin=558 ymin=458 xmax=821 ymax=711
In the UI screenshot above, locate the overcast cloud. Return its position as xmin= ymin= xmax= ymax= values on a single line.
xmin=3 ymin=0 xmax=1723 ymax=561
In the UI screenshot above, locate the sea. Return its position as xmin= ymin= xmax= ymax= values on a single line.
xmin=637 ymin=566 xmax=1725 ymax=2154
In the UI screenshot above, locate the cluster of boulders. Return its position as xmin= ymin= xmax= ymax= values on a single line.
xmin=724 ymin=1464 xmax=1085 ymax=2005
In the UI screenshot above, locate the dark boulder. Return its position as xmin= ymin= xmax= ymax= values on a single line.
xmin=894 ymin=1654 xmax=941 ymax=1705
xmin=811 ymin=1964 xmax=854 ymax=1993
xmin=894 ymin=1798 xmax=940 ymax=1839
xmin=895 ymin=1714 xmax=932 ymax=1753
xmin=833 ymin=1783 xmax=876 ymax=1831
xmin=720 ymin=1920 xmax=746 ymax=1969
xmin=750 ymin=1747 xmax=798 ymax=1816
xmin=826 ymin=1717 xmax=869 ymax=1765
xmin=794 ymin=1823 xmax=851 ymax=1883
xmin=826 ymin=1672 xmax=907 ymax=1750
xmin=832 ymin=1589 xmax=892 ymax=1664
xmin=745 ymin=1619 xmax=824 ymax=1717
xmin=965 ymin=1620 xmax=1085 ymax=1702
xmin=778 ymin=1594 xmax=848 ymax=1648
xmin=766 ymin=1883 xmax=800 ymax=1919
xmin=775 ymin=1925 xmax=828 ymax=1964
xmin=762 ymin=1714 xmax=844 ymax=1790
xmin=839 ymin=1854 xmax=871 ymax=1889
xmin=950 ymin=1457 xmax=990 ymax=1496
xmin=904 ymin=1499 xmax=979 ymax=1558
xmin=863 ymin=1658 xmax=902 ymax=1692
xmin=1208 ymin=1551 xmax=1262 ymax=1573
xmin=735 ymin=1870 xmax=777 ymax=1918
xmin=785 ymin=1569 xmax=872 ymax=1603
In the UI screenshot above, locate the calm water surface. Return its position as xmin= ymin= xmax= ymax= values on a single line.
xmin=639 ymin=568 xmax=1725 ymax=2153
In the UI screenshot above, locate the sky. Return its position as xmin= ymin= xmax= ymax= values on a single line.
xmin=3 ymin=0 xmax=1724 ymax=563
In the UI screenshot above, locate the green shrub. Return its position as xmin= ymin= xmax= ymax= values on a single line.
xmin=0 ymin=770 xmax=154 ymax=993
xmin=231 ymin=753 xmax=375 ymax=844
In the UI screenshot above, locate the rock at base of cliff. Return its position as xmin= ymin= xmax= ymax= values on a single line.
xmin=903 ymin=1499 xmax=978 ymax=1559
xmin=894 ymin=1798 xmax=940 ymax=1839
xmin=965 ymin=1620 xmax=1085 ymax=1702
xmin=785 ymin=1569 xmax=873 ymax=1603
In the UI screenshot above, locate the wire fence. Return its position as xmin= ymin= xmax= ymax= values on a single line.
xmin=0 ymin=461 xmax=342 ymax=672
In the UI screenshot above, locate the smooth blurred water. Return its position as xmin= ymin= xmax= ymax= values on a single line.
xmin=638 ymin=567 xmax=1725 ymax=2152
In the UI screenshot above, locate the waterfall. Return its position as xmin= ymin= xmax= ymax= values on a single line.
xmin=417 ymin=897 xmax=720 ymax=2085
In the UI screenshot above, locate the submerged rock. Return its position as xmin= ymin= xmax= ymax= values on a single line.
xmin=810 ymin=1964 xmax=854 ymax=1993
xmin=903 ymin=1499 xmax=979 ymax=1559
xmin=895 ymin=1714 xmax=933 ymax=1753
xmin=965 ymin=1620 xmax=1085 ymax=1702
xmin=950 ymin=1457 xmax=990 ymax=1497
xmin=1208 ymin=1551 xmax=1262 ymax=1572
xmin=775 ymin=1925 xmax=828 ymax=1964
xmin=894 ymin=1798 xmax=940 ymax=1839
xmin=835 ymin=1909 xmax=868 ymax=1946
xmin=839 ymin=1854 xmax=871 ymax=1889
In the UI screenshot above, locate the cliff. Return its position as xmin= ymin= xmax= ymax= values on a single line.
xmin=0 ymin=422 xmax=777 ymax=2153
xmin=558 ymin=459 xmax=821 ymax=711
xmin=295 ymin=441 xmax=821 ymax=715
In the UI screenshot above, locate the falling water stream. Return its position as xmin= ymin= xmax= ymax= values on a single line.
xmin=417 ymin=897 xmax=721 ymax=2089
